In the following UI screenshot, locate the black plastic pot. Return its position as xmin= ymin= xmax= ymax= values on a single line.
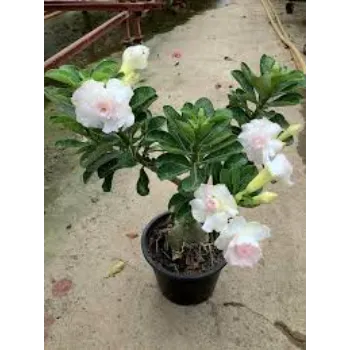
xmin=141 ymin=212 xmax=226 ymax=305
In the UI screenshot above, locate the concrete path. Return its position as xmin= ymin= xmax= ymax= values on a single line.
xmin=44 ymin=1 xmax=306 ymax=349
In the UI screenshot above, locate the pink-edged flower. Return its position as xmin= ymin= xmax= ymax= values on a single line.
xmin=265 ymin=153 xmax=294 ymax=185
xmin=214 ymin=216 xmax=270 ymax=268
xmin=238 ymin=118 xmax=284 ymax=166
xmin=71 ymin=79 xmax=134 ymax=133
xmin=189 ymin=184 xmax=238 ymax=233
xmin=171 ymin=50 xmax=182 ymax=59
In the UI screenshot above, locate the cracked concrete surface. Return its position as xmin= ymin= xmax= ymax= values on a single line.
xmin=44 ymin=1 xmax=306 ymax=349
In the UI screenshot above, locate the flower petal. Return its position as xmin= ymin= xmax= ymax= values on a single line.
xmin=102 ymin=119 xmax=122 ymax=134
xmin=107 ymin=79 xmax=134 ymax=103
xmin=240 ymin=222 xmax=271 ymax=242
xmin=202 ymin=212 xmax=229 ymax=233
xmin=224 ymin=239 xmax=262 ymax=267
xmin=266 ymin=153 xmax=293 ymax=185
xmin=74 ymin=105 xmax=102 ymax=128
xmin=214 ymin=217 xmax=247 ymax=251
xmin=194 ymin=184 xmax=211 ymax=201
xmin=266 ymin=139 xmax=284 ymax=159
xmin=212 ymin=184 xmax=238 ymax=216
xmin=189 ymin=199 xmax=206 ymax=223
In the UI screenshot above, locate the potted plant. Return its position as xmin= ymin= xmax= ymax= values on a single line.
xmin=44 ymin=46 xmax=306 ymax=305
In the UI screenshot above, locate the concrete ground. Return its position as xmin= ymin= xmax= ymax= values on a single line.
xmin=44 ymin=1 xmax=306 ymax=349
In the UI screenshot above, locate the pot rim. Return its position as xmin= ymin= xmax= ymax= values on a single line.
xmin=141 ymin=211 xmax=227 ymax=281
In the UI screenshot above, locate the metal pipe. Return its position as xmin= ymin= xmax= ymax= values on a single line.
xmin=44 ymin=11 xmax=64 ymax=20
xmin=44 ymin=1 xmax=163 ymax=12
xmin=44 ymin=11 xmax=129 ymax=71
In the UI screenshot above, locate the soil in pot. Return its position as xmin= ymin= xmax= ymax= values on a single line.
xmin=147 ymin=214 xmax=225 ymax=275
xmin=142 ymin=212 xmax=226 ymax=305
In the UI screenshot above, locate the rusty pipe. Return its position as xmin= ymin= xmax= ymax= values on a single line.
xmin=44 ymin=11 xmax=64 ymax=20
xmin=44 ymin=11 xmax=130 ymax=71
xmin=44 ymin=1 xmax=163 ymax=12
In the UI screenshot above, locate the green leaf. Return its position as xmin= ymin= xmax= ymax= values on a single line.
xmin=146 ymin=130 xmax=183 ymax=152
xmin=230 ymin=125 xmax=242 ymax=136
xmin=97 ymin=158 xmax=119 ymax=178
xmin=76 ymin=144 xmax=96 ymax=155
xmin=241 ymin=62 xmax=255 ymax=85
xmin=229 ymin=107 xmax=250 ymax=126
xmin=50 ymin=115 xmax=89 ymax=136
xmin=102 ymin=173 xmax=114 ymax=192
xmin=231 ymin=70 xmax=255 ymax=95
xmin=164 ymin=106 xmax=196 ymax=143
xmin=96 ymin=151 xmax=135 ymax=178
xmin=45 ymin=65 xmax=82 ymax=87
xmin=163 ymin=105 xmax=181 ymax=120
xmin=199 ymin=118 xmax=231 ymax=145
xmin=212 ymin=108 xmax=233 ymax=121
xmin=157 ymin=160 xmax=190 ymax=180
xmin=137 ymin=168 xmax=150 ymax=196
xmin=201 ymin=132 xmax=236 ymax=152
xmin=79 ymin=68 xmax=91 ymax=80
xmin=156 ymin=153 xmax=190 ymax=167
xmin=219 ymin=163 xmax=258 ymax=194
xmin=180 ymin=165 xmax=206 ymax=192
xmin=196 ymin=109 xmax=232 ymax=142
xmin=268 ymin=92 xmax=304 ymax=107
xmin=86 ymin=151 xmax=120 ymax=172
xmin=55 ymin=139 xmax=86 ymax=148
xmin=130 ymin=86 xmax=158 ymax=113
xmin=260 ymin=55 xmax=276 ymax=75
xmin=211 ymin=162 xmax=222 ymax=185
xmin=268 ymin=112 xmax=290 ymax=128
xmin=195 ymin=98 xmax=215 ymax=118
xmin=174 ymin=119 xmax=196 ymax=142
xmin=168 ymin=193 xmax=189 ymax=211
xmin=174 ymin=201 xmax=192 ymax=221
xmin=134 ymin=110 xmax=149 ymax=123
xmin=44 ymin=87 xmax=75 ymax=117
xmin=181 ymin=102 xmax=197 ymax=118
xmin=203 ymin=141 xmax=243 ymax=163
xmin=163 ymin=105 xmax=190 ymax=149
xmin=228 ymin=91 xmax=248 ymax=109
xmin=273 ymin=71 xmax=306 ymax=93
xmin=229 ymin=167 xmax=242 ymax=194
xmin=79 ymin=144 xmax=115 ymax=168
xmin=252 ymin=75 xmax=273 ymax=103
xmin=148 ymin=116 xmax=166 ymax=131
xmin=91 ymin=59 xmax=119 ymax=81
xmin=224 ymin=153 xmax=248 ymax=169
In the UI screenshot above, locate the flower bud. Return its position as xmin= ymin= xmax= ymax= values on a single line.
xmin=278 ymin=124 xmax=303 ymax=141
xmin=245 ymin=168 xmax=273 ymax=194
xmin=252 ymin=192 xmax=278 ymax=204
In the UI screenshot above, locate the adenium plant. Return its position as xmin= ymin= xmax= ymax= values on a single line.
xmin=44 ymin=45 xmax=305 ymax=268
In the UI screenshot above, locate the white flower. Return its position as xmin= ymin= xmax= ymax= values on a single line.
xmin=265 ymin=153 xmax=294 ymax=185
xmin=214 ymin=217 xmax=270 ymax=268
xmin=121 ymin=45 xmax=150 ymax=71
xmin=189 ymin=184 xmax=238 ymax=233
xmin=71 ymin=79 xmax=134 ymax=134
xmin=238 ymin=118 xmax=284 ymax=166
